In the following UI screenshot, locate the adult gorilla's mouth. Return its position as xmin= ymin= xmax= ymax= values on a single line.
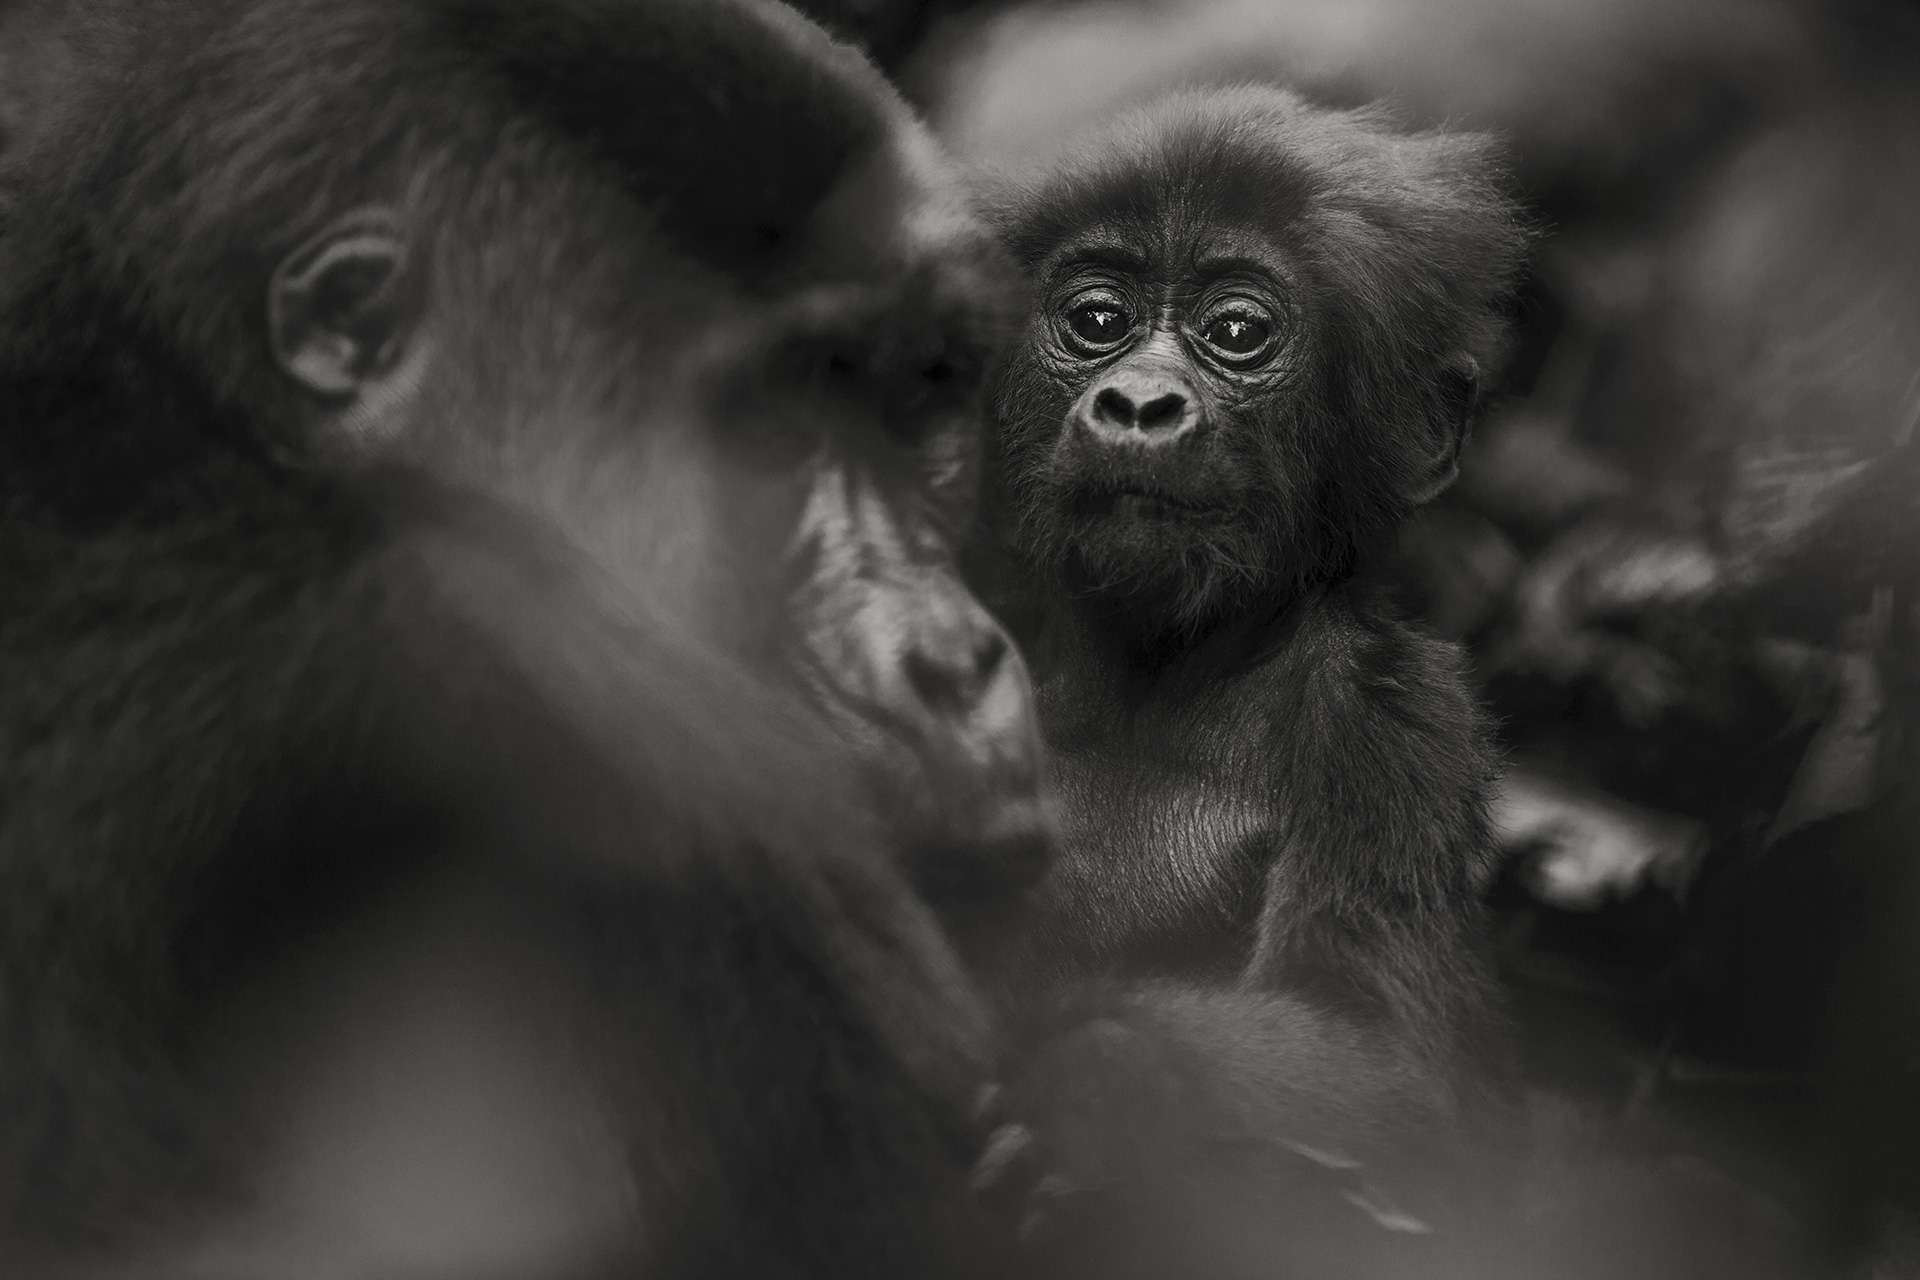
xmin=944 ymin=790 xmax=1056 ymax=894
xmin=898 ymin=770 xmax=1056 ymax=901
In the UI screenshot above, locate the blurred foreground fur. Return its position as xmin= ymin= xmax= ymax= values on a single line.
xmin=0 ymin=0 xmax=1051 ymax=1275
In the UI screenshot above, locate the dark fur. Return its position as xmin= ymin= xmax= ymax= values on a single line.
xmin=971 ymin=86 xmax=1528 ymax=1260
xmin=1 ymin=1 xmax=1039 ymax=1274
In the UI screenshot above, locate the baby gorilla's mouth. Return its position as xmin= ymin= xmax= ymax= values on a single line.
xmin=1069 ymin=481 xmax=1216 ymax=523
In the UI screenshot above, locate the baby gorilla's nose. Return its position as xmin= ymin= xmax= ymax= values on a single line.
xmin=1080 ymin=371 xmax=1198 ymax=445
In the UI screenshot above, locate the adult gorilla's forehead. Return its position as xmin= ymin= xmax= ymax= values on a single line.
xmin=798 ymin=118 xmax=1007 ymax=285
xmin=463 ymin=0 xmax=1012 ymax=318
xmin=450 ymin=0 xmax=904 ymax=269
xmin=39 ymin=1 xmax=919 ymax=312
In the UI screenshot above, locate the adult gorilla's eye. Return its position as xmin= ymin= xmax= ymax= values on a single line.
xmin=1065 ymin=299 xmax=1132 ymax=350
xmin=1198 ymin=305 xmax=1274 ymax=359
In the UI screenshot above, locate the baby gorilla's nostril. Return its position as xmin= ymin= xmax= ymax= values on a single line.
xmin=1133 ymin=391 xmax=1187 ymax=433
xmin=1091 ymin=386 xmax=1138 ymax=429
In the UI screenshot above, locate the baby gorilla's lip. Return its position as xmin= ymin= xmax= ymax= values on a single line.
xmin=1069 ymin=480 xmax=1217 ymax=520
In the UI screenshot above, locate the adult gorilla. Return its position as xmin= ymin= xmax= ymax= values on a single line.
xmin=0 ymin=1 xmax=1046 ymax=1275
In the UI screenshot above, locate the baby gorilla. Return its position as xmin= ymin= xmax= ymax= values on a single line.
xmin=972 ymin=85 xmax=1529 ymax=1271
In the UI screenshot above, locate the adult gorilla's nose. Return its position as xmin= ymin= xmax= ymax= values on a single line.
xmin=904 ymin=594 xmax=1017 ymax=724
xmin=893 ymin=586 xmax=1053 ymax=896
xmin=897 ymin=585 xmax=1042 ymax=799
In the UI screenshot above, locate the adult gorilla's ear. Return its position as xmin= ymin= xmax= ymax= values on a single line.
xmin=268 ymin=208 xmax=419 ymax=398
xmin=1408 ymin=353 xmax=1480 ymax=506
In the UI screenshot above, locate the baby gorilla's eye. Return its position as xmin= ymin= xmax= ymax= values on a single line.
xmin=1198 ymin=305 xmax=1274 ymax=359
xmin=1065 ymin=300 xmax=1132 ymax=349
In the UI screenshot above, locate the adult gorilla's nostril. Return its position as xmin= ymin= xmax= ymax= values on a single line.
xmin=971 ymin=626 xmax=1010 ymax=686
xmin=904 ymin=645 xmax=963 ymax=714
xmin=905 ymin=615 xmax=1011 ymax=715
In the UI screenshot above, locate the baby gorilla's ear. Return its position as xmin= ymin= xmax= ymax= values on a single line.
xmin=269 ymin=208 xmax=416 ymax=398
xmin=1408 ymin=354 xmax=1480 ymax=506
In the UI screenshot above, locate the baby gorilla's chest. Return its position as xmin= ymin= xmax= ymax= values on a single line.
xmin=1036 ymin=699 xmax=1281 ymax=975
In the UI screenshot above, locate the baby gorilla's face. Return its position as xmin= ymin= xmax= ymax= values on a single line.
xmin=985 ymin=85 xmax=1523 ymax=631
xmin=989 ymin=144 xmax=1342 ymax=631
xmin=1007 ymin=221 xmax=1316 ymax=621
